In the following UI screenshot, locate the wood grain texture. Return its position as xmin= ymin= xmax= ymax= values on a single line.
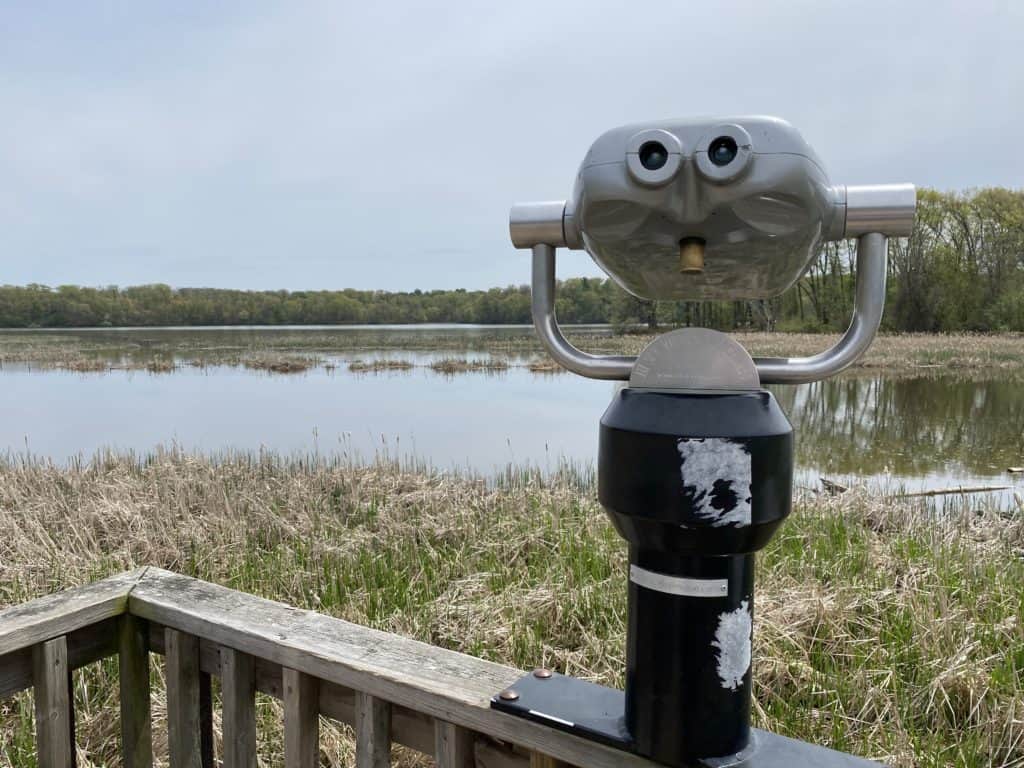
xmin=221 ymin=647 xmax=257 ymax=768
xmin=0 ymin=568 xmax=144 ymax=656
xmin=1 ymin=618 xmax=118 ymax=700
xmin=32 ymin=636 xmax=74 ymax=768
xmin=434 ymin=720 xmax=474 ymax=768
xmin=147 ymin=621 xmax=437 ymax=756
xmin=165 ymin=629 xmax=204 ymax=768
xmin=475 ymin=741 xmax=529 ymax=768
xmin=283 ymin=667 xmax=319 ymax=768
xmin=355 ymin=691 xmax=391 ymax=768
xmin=118 ymin=615 xmax=153 ymax=768
xmin=129 ymin=569 xmax=659 ymax=768
xmin=148 ymin=622 xmax=437 ymax=755
xmin=198 ymin=671 xmax=214 ymax=768
xmin=530 ymin=753 xmax=573 ymax=768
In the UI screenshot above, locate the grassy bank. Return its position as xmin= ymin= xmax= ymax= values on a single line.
xmin=1 ymin=451 xmax=1022 ymax=766
xmin=1 ymin=330 xmax=1023 ymax=378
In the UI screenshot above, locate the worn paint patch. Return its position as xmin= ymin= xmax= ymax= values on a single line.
xmin=712 ymin=599 xmax=752 ymax=691
xmin=676 ymin=438 xmax=752 ymax=527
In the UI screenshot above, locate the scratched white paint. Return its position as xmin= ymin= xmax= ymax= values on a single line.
xmin=712 ymin=599 xmax=752 ymax=691
xmin=675 ymin=438 xmax=752 ymax=527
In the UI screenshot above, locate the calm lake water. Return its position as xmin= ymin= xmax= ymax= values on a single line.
xmin=2 ymin=326 xmax=1022 ymax=506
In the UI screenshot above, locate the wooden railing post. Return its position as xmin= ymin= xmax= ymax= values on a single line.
xmin=221 ymin=647 xmax=257 ymax=768
xmin=118 ymin=615 xmax=153 ymax=768
xmin=32 ymin=636 xmax=75 ymax=768
xmin=354 ymin=690 xmax=391 ymax=768
xmin=165 ymin=629 xmax=210 ymax=768
xmin=283 ymin=667 xmax=319 ymax=768
xmin=434 ymin=720 xmax=474 ymax=768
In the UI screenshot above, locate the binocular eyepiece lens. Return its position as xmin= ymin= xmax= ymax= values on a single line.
xmin=709 ymin=136 xmax=739 ymax=167
xmin=638 ymin=141 xmax=668 ymax=171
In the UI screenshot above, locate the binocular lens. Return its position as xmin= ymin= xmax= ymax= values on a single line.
xmin=709 ymin=136 xmax=738 ymax=167
xmin=638 ymin=141 xmax=668 ymax=171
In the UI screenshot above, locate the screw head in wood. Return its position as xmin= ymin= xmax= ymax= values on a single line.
xmin=498 ymin=688 xmax=519 ymax=701
xmin=533 ymin=668 xmax=553 ymax=679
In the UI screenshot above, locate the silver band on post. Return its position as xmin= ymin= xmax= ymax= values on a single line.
xmin=629 ymin=565 xmax=729 ymax=598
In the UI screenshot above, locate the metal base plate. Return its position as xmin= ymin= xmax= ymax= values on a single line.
xmin=491 ymin=672 xmax=885 ymax=768
xmin=492 ymin=671 xmax=633 ymax=751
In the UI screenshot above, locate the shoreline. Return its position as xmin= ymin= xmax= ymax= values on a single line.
xmin=1 ymin=330 xmax=1023 ymax=378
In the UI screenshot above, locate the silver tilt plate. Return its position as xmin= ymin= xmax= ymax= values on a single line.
xmin=629 ymin=328 xmax=761 ymax=392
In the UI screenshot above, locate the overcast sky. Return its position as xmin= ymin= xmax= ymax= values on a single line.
xmin=2 ymin=1 xmax=1022 ymax=292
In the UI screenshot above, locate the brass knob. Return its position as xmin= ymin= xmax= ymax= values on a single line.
xmin=679 ymin=238 xmax=705 ymax=274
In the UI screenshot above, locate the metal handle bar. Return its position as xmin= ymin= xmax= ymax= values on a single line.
xmin=513 ymin=184 xmax=914 ymax=385
xmin=531 ymin=243 xmax=635 ymax=380
xmin=530 ymin=236 xmax=885 ymax=384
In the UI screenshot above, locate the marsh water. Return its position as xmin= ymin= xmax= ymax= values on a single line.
xmin=2 ymin=326 xmax=1022 ymax=505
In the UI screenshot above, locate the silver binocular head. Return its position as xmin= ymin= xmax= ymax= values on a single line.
xmin=509 ymin=115 xmax=916 ymax=385
xmin=570 ymin=116 xmax=841 ymax=301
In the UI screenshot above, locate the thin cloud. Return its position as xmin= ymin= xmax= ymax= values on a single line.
xmin=1 ymin=1 xmax=1021 ymax=291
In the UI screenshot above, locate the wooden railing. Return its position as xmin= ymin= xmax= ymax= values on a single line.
xmin=0 ymin=568 xmax=661 ymax=768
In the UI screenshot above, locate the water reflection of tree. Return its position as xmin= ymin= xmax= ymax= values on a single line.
xmin=771 ymin=376 xmax=1024 ymax=476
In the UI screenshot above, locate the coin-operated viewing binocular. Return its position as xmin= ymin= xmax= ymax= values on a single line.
xmin=492 ymin=117 xmax=915 ymax=768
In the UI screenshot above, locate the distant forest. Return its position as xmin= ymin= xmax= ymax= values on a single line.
xmin=3 ymin=188 xmax=1023 ymax=333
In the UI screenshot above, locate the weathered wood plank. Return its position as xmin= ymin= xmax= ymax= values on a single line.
xmin=198 ymin=671 xmax=214 ymax=768
xmin=165 ymin=629 xmax=204 ymax=768
xmin=283 ymin=667 xmax=319 ymax=768
xmin=355 ymin=691 xmax=391 ymax=768
xmin=1 ymin=618 xmax=119 ymax=700
xmin=0 ymin=646 xmax=33 ymax=701
xmin=0 ymin=568 xmax=144 ymax=656
xmin=475 ymin=741 xmax=528 ymax=768
xmin=147 ymin=624 xmax=435 ymax=755
xmin=221 ymin=647 xmax=257 ymax=768
xmin=119 ymin=615 xmax=153 ymax=768
xmin=321 ymin=683 xmax=435 ymax=756
xmin=129 ymin=569 xmax=659 ymax=768
xmin=434 ymin=720 xmax=474 ymax=768
xmin=530 ymin=753 xmax=573 ymax=768
xmin=32 ymin=636 xmax=74 ymax=768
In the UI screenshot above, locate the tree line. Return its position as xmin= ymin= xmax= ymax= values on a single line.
xmin=2 ymin=188 xmax=1022 ymax=332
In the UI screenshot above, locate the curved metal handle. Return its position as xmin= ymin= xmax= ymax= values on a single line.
xmin=753 ymin=232 xmax=887 ymax=384
xmin=530 ymin=233 xmax=888 ymax=385
xmin=531 ymin=244 xmax=634 ymax=379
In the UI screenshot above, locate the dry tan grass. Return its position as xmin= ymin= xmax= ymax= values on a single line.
xmin=4 ymin=331 xmax=1023 ymax=379
xmin=526 ymin=358 xmax=564 ymax=373
xmin=429 ymin=357 xmax=510 ymax=374
xmin=242 ymin=357 xmax=317 ymax=374
xmin=62 ymin=358 xmax=112 ymax=373
xmin=565 ymin=332 xmax=1024 ymax=377
xmin=348 ymin=359 xmax=415 ymax=373
xmin=0 ymin=453 xmax=1022 ymax=766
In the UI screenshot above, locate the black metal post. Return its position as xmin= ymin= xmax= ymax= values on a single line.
xmin=627 ymin=550 xmax=755 ymax=759
xmin=599 ymin=388 xmax=793 ymax=766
